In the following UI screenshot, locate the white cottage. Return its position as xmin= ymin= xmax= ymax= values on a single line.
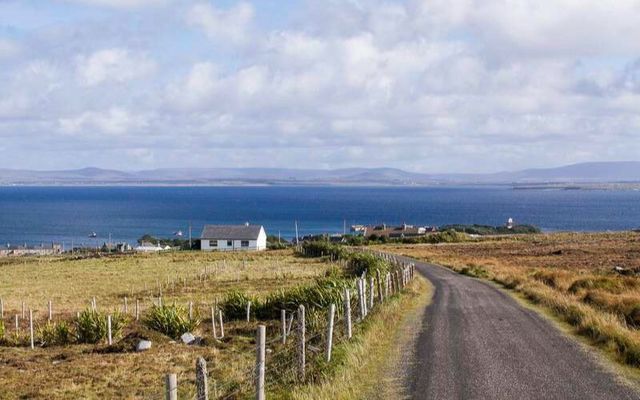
xmin=200 ymin=224 xmax=267 ymax=252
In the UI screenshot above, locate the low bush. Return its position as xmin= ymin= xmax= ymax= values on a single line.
xmin=144 ymin=304 xmax=199 ymax=339
xmin=346 ymin=253 xmax=390 ymax=277
xmin=38 ymin=321 xmax=72 ymax=346
xmin=0 ymin=319 xmax=4 ymax=340
xmin=568 ymin=277 xmax=628 ymax=294
xmin=425 ymin=230 xmax=470 ymax=244
xmin=75 ymin=309 xmax=126 ymax=344
xmin=440 ymin=224 xmax=541 ymax=235
xmin=300 ymin=241 xmax=348 ymax=260
xmin=459 ymin=265 xmax=489 ymax=278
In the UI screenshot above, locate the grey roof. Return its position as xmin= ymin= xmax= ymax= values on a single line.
xmin=200 ymin=225 xmax=264 ymax=240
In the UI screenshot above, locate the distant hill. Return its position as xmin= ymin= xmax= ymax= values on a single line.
xmin=1 ymin=162 xmax=639 ymax=186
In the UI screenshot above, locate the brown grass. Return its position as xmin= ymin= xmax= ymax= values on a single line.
xmin=381 ymin=231 xmax=640 ymax=368
xmin=0 ymin=250 xmax=333 ymax=399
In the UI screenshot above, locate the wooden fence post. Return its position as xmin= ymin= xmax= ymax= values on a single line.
xmin=281 ymin=309 xmax=287 ymax=344
xmin=326 ymin=304 xmax=335 ymax=362
xmin=15 ymin=314 xmax=19 ymax=334
xmin=22 ymin=301 xmax=25 ymax=319
xmin=363 ymin=277 xmax=368 ymax=316
xmin=246 ymin=301 xmax=251 ymax=322
xmin=165 ymin=373 xmax=178 ymax=400
xmin=386 ymin=273 xmax=391 ymax=297
xmin=287 ymin=313 xmax=294 ymax=336
xmin=297 ymin=305 xmax=306 ymax=381
xmin=196 ymin=356 xmax=209 ymax=400
xmin=0 ymin=298 xmax=3 ymax=319
xmin=107 ymin=315 xmax=112 ymax=345
xmin=218 ymin=310 xmax=225 ymax=338
xmin=211 ymin=306 xmax=217 ymax=339
xmin=356 ymin=279 xmax=363 ymax=321
xmin=29 ymin=309 xmax=34 ymax=349
xmin=189 ymin=301 xmax=194 ymax=321
xmin=256 ymin=325 xmax=266 ymax=400
xmin=344 ymin=289 xmax=352 ymax=339
xmin=135 ymin=299 xmax=140 ymax=321
xmin=376 ymin=270 xmax=383 ymax=303
xmin=124 ymin=297 xmax=128 ymax=314
xmin=369 ymin=277 xmax=374 ymax=309
xmin=47 ymin=300 xmax=52 ymax=321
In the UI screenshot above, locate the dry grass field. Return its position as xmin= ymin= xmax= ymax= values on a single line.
xmin=0 ymin=250 xmax=328 ymax=316
xmin=0 ymin=248 xmax=422 ymax=400
xmin=0 ymin=250 xmax=333 ymax=399
xmin=382 ymin=232 xmax=640 ymax=368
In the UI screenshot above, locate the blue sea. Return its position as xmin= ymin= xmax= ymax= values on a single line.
xmin=0 ymin=186 xmax=639 ymax=247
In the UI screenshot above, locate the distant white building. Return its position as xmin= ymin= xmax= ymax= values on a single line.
xmin=135 ymin=242 xmax=171 ymax=252
xmin=200 ymin=224 xmax=267 ymax=252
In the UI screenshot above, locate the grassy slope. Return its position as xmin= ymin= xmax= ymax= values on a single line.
xmin=381 ymin=232 xmax=640 ymax=371
xmin=291 ymin=276 xmax=431 ymax=400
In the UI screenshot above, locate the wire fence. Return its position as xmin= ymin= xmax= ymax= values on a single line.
xmin=0 ymin=250 xmax=416 ymax=399
xmin=153 ymin=250 xmax=416 ymax=400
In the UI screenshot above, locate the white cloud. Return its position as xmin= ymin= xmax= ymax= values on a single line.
xmin=76 ymin=48 xmax=155 ymax=86
xmin=186 ymin=2 xmax=255 ymax=46
xmin=3 ymin=0 xmax=640 ymax=171
xmin=58 ymin=108 xmax=148 ymax=136
xmin=61 ymin=0 xmax=169 ymax=9
xmin=0 ymin=38 xmax=20 ymax=60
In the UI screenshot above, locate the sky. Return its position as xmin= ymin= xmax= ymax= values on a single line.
xmin=0 ymin=0 xmax=639 ymax=173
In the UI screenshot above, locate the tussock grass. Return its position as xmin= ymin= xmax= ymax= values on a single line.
xmin=143 ymin=304 xmax=199 ymax=339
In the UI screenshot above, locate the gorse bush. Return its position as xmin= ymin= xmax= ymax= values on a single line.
xmin=75 ymin=309 xmax=126 ymax=344
xmin=38 ymin=321 xmax=72 ymax=346
xmin=144 ymin=304 xmax=199 ymax=339
xmin=0 ymin=319 xmax=4 ymax=339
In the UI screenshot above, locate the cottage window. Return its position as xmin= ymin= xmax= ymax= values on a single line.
xmin=241 ymin=240 xmax=249 ymax=247
xmin=227 ymin=240 xmax=233 ymax=247
xmin=211 ymin=240 xmax=217 ymax=247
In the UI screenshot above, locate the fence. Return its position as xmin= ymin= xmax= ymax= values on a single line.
xmin=0 ymin=251 xmax=416 ymax=398
xmin=158 ymin=251 xmax=416 ymax=399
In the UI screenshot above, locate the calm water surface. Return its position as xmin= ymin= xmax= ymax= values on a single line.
xmin=0 ymin=186 xmax=639 ymax=246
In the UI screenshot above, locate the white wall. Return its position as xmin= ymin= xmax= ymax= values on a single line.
xmin=200 ymin=226 xmax=268 ymax=252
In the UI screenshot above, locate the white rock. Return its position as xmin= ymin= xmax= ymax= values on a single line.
xmin=181 ymin=332 xmax=196 ymax=344
xmin=136 ymin=340 xmax=152 ymax=352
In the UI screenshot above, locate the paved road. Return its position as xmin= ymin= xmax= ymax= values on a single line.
xmin=397 ymin=255 xmax=640 ymax=400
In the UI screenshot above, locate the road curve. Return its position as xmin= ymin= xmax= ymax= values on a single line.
xmin=396 ymin=255 xmax=640 ymax=400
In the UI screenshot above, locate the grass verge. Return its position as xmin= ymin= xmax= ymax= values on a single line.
xmin=290 ymin=275 xmax=431 ymax=400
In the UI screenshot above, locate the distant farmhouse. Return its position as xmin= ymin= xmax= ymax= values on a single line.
xmin=200 ymin=224 xmax=267 ymax=252
xmin=357 ymin=223 xmax=437 ymax=240
xmin=0 ymin=243 xmax=62 ymax=257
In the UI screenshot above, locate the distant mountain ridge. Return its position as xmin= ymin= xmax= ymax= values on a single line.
xmin=1 ymin=162 xmax=639 ymax=186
